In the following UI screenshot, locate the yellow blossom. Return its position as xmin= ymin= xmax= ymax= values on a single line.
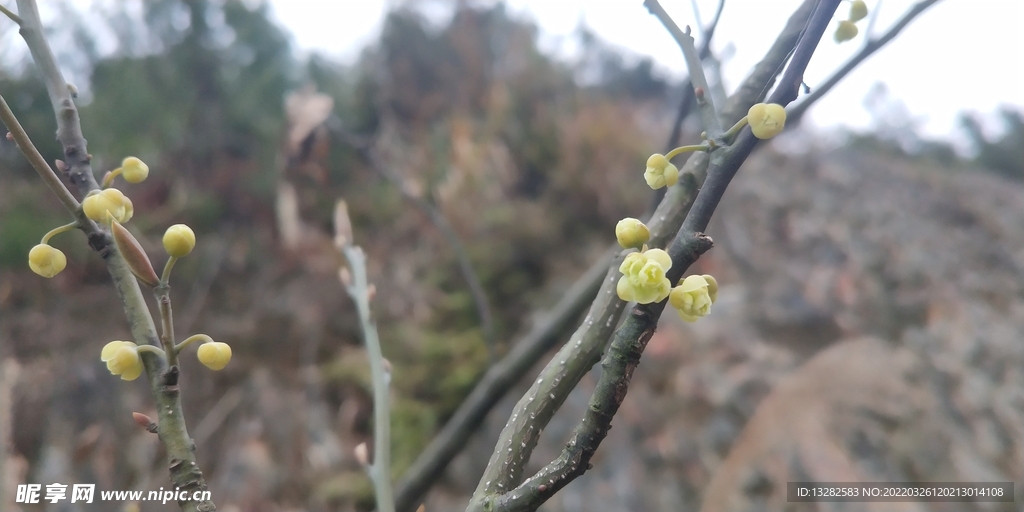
xmin=669 ymin=274 xmax=718 ymax=322
xmin=643 ymin=154 xmax=679 ymax=190
xmin=100 ymin=341 xmax=144 ymax=381
xmin=616 ymin=248 xmax=673 ymax=304
xmin=28 ymin=244 xmax=67 ymax=278
xmin=82 ymin=188 xmax=134 ymax=223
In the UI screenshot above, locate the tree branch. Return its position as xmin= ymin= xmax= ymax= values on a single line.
xmin=8 ymin=2 xmax=215 ymax=510
xmin=787 ymin=0 xmax=941 ymax=127
xmin=493 ymin=233 xmax=713 ymax=512
xmin=470 ymin=2 xmax=839 ymax=511
xmin=401 ymin=0 xmax=921 ymax=507
xmin=644 ymin=0 xmax=723 ymax=137
xmin=650 ymin=0 xmax=725 ymax=213
xmin=336 ymin=201 xmax=395 ymax=512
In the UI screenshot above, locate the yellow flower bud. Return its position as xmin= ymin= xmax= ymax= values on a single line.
xmin=615 ymin=218 xmax=650 ymax=249
xmin=643 ymin=153 xmax=679 ymax=190
xmin=82 ymin=188 xmax=134 ymax=223
xmin=163 ymin=224 xmax=196 ymax=258
xmin=28 ymin=243 xmax=67 ymax=278
xmin=100 ymin=341 xmax=144 ymax=381
xmin=669 ymin=274 xmax=716 ymax=322
xmin=120 ymin=156 xmax=150 ymax=183
xmin=616 ymin=248 xmax=673 ymax=304
xmin=834 ymin=20 xmax=859 ymax=43
xmin=747 ymin=103 xmax=787 ymax=140
xmin=849 ymin=0 xmax=868 ymax=22
xmin=197 ymin=341 xmax=232 ymax=370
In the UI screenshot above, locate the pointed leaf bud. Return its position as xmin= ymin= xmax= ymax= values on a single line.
xmin=334 ymin=200 xmax=354 ymax=248
xmin=354 ymin=442 xmax=369 ymax=466
xmin=132 ymin=412 xmax=158 ymax=433
xmin=111 ymin=220 xmax=159 ymax=287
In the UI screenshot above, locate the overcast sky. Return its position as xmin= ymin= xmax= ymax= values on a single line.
xmin=266 ymin=0 xmax=1023 ymax=141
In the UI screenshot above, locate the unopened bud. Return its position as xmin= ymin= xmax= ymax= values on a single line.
xmin=834 ymin=20 xmax=859 ymax=43
xmin=132 ymin=412 xmax=158 ymax=433
xmin=333 ymin=200 xmax=353 ymax=249
xmin=111 ymin=220 xmax=159 ymax=287
xmin=354 ymin=442 xmax=369 ymax=466
xmin=339 ymin=267 xmax=352 ymax=288
xmin=367 ymin=283 xmax=377 ymax=301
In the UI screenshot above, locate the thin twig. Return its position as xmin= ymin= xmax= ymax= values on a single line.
xmin=650 ymin=0 xmax=725 ymax=214
xmin=493 ymin=234 xmax=713 ymax=512
xmin=469 ymin=2 xmax=838 ymax=511
xmin=336 ymin=201 xmax=395 ymax=512
xmin=9 ymin=1 xmax=214 ymax=509
xmin=644 ymin=0 xmax=723 ymax=137
xmin=0 ymin=3 xmax=21 ymax=25
xmin=0 ymin=359 xmax=19 ymax=512
xmin=405 ymin=0 xmax=925 ymax=507
xmin=15 ymin=0 xmax=98 ymax=193
xmin=0 ymin=94 xmax=80 ymax=212
xmin=788 ymin=0 xmax=941 ymax=127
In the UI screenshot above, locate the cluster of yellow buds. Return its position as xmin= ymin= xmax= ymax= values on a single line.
xmin=99 ymin=334 xmax=232 ymax=381
xmin=669 ymin=274 xmax=718 ymax=322
xmin=835 ymin=0 xmax=868 ymax=43
xmin=746 ymin=103 xmax=787 ymax=140
xmin=612 ymin=214 xmax=718 ymax=320
xmin=29 ymin=156 xmax=152 ymax=279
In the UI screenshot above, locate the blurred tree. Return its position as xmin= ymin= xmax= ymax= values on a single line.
xmin=960 ymin=107 xmax=1024 ymax=180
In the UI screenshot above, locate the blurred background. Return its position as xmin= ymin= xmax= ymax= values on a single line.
xmin=0 ymin=0 xmax=1022 ymax=511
